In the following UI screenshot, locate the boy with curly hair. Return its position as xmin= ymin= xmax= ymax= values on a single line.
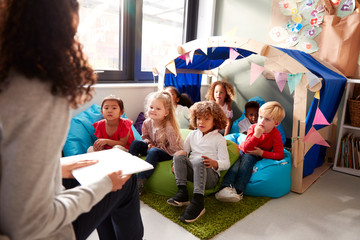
xmin=167 ymin=101 xmax=230 ymax=223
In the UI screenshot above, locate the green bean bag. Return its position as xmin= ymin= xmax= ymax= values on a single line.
xmin=144 ymin=129 xmax=240 ymax=197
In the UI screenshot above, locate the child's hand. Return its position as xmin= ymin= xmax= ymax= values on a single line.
xmin=247 ymin=147 xmax=263 ymax=157
xmin=148 ymin=143 xmax=155 ymax=150
xmin=202 ymin=155 xmax=218 ymax=170
xmin=254 ymin=124 xmax=265 ymax=138
xmin=93 ymin=139 xmax=107 ymax=151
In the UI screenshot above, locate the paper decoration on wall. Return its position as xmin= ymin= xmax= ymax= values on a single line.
xmin=250 ymin=63 xmax=265 ymax=85
xmin=313 ymin=107 xmax=330 ymax=125
xmin=274 ymin=71 xmax=288 ymax=92
xmin=271 ymin=0 xmax=324 ymax=53
xmin=305 ymin=71 xmax=321 ymax=88
xmin=336 ymin=0 xmax=355 ymax=17
xmin=166 ymin=60 xmax=177 ymax=77
xmin=302 ymin=126 xmax=330 ymax=147
xmin=229 ymin=48 xmax=240 ymax=62
xmin=314 ymin=91 xmax=320 ymax=99
xmin=287 ymin=73 xmax=302 ymax=94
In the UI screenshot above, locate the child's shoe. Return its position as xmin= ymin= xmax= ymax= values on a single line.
xmin=167 ymin=186 xmax=190 ymax=207
xmin=179 ymin=193 xmax=205 ymax=223
xmin=137 ymin=178 xmax=147 ymax=196
xmin=215 ymin=185 xmax=243 ymax=202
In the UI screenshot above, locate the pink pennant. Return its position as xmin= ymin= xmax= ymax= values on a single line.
xmin=313 ymin=107 xmax=330 ymax=126
xmin=229 ymin=48 xmax=240 ymax=62
xmin=274 ymin=72 xmax=287 ymax=92
xmin=302 ymin=127 xmax=330 ymax=147
xmin=250 ymin=63 xmax=264 ymax=85
xmin=179 ymin=54 xmax=186 ymax=61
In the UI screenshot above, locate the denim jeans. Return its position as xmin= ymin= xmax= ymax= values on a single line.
xmin=173 ymin=154 xmax=219 ymax=195
xmin=63 ymin=174 xmax=144 ymax=240
xmin=128 ymin=140 xmax=172 ymax=179
xmin=221 ymin=151 xmax=262 ymax=193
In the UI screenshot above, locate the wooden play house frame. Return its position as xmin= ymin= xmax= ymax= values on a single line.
xmin=153 ymin=36 xmax=346 ymax=193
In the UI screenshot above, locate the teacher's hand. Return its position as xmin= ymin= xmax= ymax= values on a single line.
xmin=62 ymin=159 xmax=99 ymax=179
xmin=107 ymin=171 xmax=131 ymax=192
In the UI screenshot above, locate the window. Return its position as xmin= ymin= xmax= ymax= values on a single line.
xmin=77 ymin=0 xmax=198 ymax=83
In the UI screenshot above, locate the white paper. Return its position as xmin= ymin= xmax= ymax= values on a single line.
xmin=60 ymin=148 xmax=153 ymax=186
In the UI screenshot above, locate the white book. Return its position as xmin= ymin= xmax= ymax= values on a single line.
xmin=60 ymin=148 xmax=153 ymax=186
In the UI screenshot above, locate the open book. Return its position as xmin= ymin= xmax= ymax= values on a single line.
xmin=60 ymin=148 xmax=153 ymax=186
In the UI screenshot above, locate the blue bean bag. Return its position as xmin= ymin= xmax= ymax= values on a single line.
xmin=63 ymin=104 xmax=141 ymax=157
xmin=224 ymin=133 xmax=291 ymax=198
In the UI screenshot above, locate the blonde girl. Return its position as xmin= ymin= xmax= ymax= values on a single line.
xmin=205 ymin=80 xmax=235 ymax=135
xmin=129 ymin=91 xmax=183 ymax=195
xmin=167 ymin=101 xmax=230 ymax=223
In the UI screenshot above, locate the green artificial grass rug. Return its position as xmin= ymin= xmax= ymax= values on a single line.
xmin=140 ymin=192 xmax=271 ymax=240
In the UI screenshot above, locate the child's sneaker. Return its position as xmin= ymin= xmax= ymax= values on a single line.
xmin=167 ymin=188 xmax=190 ymax=207
xmin=179 ymin=194 xmax=205 ymax=223
xmin=215 ymin=185 xmax=243 ymax=202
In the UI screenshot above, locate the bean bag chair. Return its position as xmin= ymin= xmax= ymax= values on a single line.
xmin=145 ymin=129 xmax=241 ymax=197
xmin=63 ymin=104 xmax=141 ymax=157
xmin=230 ymin=96 xmax=286 ymax=145
xmin=224 ymin=133 xmax=291 ymax=198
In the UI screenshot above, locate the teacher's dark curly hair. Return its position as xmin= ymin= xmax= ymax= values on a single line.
xmin=0 ymin=0 xmax=97 ymax=108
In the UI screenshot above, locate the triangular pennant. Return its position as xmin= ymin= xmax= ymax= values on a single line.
xmin=305 ymin=71 xmax=320 ymax=88
xmin=178 ymin=54 xmax=186 ymax=61
xmin=157 ymin=66 xmax=166 ymax=81
xmin=166 ymin=60 xmax=177 ymax=77
xmin=199 ymin=44 xmax=208 ymax=55
xmin=302 ymin=127 xmax=330 ymax=147
xmin=185 ymin=52 xmax=191 ymax=65
xmin=274 ymin=71 xmax=288 ymax=92
xmin=314 ymin=91 xmax=320 ymax=99
xmin=229 ymin=48 xmax=240 ymax=62
xmin=189 ymin=50 xmax=195 ymax=64
xmin=250 ymin=63 xmax=264 ymax=85
xmin=313 ymin=107 xmax=330 ymax=125
xmin=287 ymin=73 xmax=302 ymax=94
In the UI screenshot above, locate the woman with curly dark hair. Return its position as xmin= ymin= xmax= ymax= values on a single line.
xmin=167 ymin=101 xmax=230 ymax=223
xmin=0 ymin=1 xmax=143 ymax=240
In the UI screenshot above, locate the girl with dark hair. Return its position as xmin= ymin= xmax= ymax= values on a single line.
xmin=0 ymin=1 xmax=143 ymax=239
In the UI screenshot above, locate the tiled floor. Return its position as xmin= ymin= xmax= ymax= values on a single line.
xmin=88 ymin=169 xmax=360 ymax=240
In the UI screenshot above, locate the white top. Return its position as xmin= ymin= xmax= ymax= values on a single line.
xmin=222 ymin=103 xmax=233 ymax=119
xmin=238 ymin=118 xmax=252 ymax=133
xmin=183 ymin=129 xmax=230 ymax=175
xmin=175 ymin=104 xmax=190 ymax=129
xmin=0 ymin=71 xmax=112 ymax=240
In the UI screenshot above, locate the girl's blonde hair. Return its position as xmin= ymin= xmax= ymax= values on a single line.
xmin=259 ymin=101 xmax=285 ymax=124
xmin=189 ymin=101 xmax=227 ymax=130
xmin=205 ymin=80 xmax=235 ymax=106
xmin=145 ymin=91 xmax=182 ymax=144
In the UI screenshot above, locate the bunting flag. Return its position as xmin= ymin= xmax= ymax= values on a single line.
xmin=305 ymin=71 xmax=321 ymax=88
xmin=302 ymin=126 xmax=330 ymax=147
xmin=250 ymin=63 xmax=264 ymax=85
xmin=314 ymin=91 xmax=320 ymax=99
xmin=313 ymin=107 xmax=330 ymax=125
xmin=157 ymin=65 xmax=166 ymax=81
xmin=188 ymin=50 xmax=195 ymax=65
xmin=229 ymin=48 xmax=240 ymax=63
xmin=274 ymin=71 xmax=288 ymax=92
xmin=166 ymin=60 xmax=177 ymax=77
xmin=179 ymin=54 xmax=186 ymax=61
xmin=287 ymin=73 xmax=302 ymax=94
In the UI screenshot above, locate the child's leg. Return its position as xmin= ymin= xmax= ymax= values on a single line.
xmin=233 ymin=153 xmax=262 ymax=193
xmin=137 ymin=147 xmax=172 ymax=179
xmin=167 ymin=154 xmax=191 ymax=207
xmin=192 ymin=157 xmax=219 ymax=195
xmin=128 ymin=140 xmax=147 ymax=157
xmin=219 ymin=158 xmax=241 ymax=189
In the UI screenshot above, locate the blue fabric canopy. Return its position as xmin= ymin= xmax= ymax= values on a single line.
xmin=279 ymin=48 xmax=346 ymax=176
